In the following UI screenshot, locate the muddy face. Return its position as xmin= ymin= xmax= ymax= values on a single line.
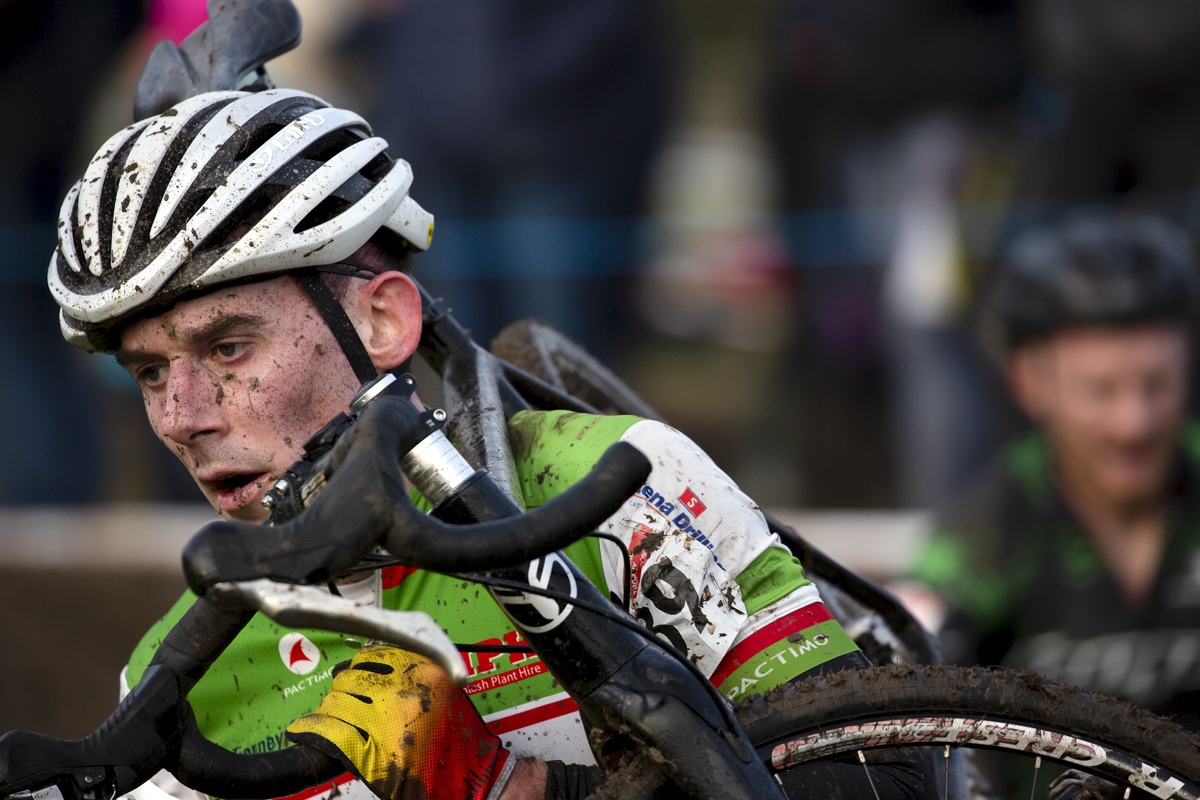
xmin=115 ymin=276 xmax=361 ymax=521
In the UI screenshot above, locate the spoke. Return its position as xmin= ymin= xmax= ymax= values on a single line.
xmin=858 ymin=750 xmax=882 ymax=800
xmin=1124 ymin=790 xmax=1131 ymax=799
xmin=943 ymin=745 xmax=950 ymax=800
xmin=1028 ymin=756 xmax=1041 ymax=800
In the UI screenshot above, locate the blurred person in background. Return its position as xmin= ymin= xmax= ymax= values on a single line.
xmin=348 ymin=0 xmax=670 ymax=366
xmin=900 ymin=212 xmax=1200 ymax=730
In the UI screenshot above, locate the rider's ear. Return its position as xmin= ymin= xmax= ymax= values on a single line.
xmin=350 ymin=271 xmax=422 ymax=371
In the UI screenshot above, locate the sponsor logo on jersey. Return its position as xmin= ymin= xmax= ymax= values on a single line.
xmin=460 ymin=630 xmax=537 ymax=680
xmin=637 ymin=483 xmax=723 ymax=568
xmin=465 ymin=660 xmax=548 ymax=696
xmin=281 ymin=666 xmax=334 ymax=699
xmin=638 ymin=484 xmax=676 ymax=517
xmin=678 ymin=488 xmax=706 ymax=518
xmin=279 ymin=632 xmax=320 ymax=675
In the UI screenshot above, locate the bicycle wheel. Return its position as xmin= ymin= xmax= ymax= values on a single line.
xmin=491 ymin=318 xmax=662 ymax=420
xmin=592 ymin=664 xmax=1200 ymax=799
xmin=736 ymin=664 xmax=1200 ymax=799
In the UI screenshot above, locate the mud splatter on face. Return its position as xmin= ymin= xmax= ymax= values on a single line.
xmin=118 ymin=276 xmax=364 ymax=523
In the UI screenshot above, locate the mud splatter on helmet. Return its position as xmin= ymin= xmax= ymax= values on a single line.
xmin=50 ymin=88 xmax=434 ymax=351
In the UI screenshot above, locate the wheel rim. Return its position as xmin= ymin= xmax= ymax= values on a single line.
xmin=758 ymin=713 xmax=1199 ymax=800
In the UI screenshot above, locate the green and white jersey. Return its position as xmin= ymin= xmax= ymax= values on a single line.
xmin=121 ymin=411 xmax=858 ymax=800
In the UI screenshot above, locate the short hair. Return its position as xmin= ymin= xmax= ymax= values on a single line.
xmin=319 ymin=236 xmax=416 ymax=303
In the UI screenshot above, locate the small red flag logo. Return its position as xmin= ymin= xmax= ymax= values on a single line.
xmin=678 ymin=488 xmax=706 ymax=517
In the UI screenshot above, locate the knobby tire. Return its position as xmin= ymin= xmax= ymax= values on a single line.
xmin=595 ymin=664 xmax=1200 ymax=799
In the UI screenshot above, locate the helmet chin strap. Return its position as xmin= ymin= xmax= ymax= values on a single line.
xmin=295 ymin=270 xmax=382 ymax=386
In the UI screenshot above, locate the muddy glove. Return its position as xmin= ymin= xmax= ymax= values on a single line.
xmin=286 ymin=646 xmax=512 ymax=800
xmin=1046 ymin=769 xmax=1124 ymax=800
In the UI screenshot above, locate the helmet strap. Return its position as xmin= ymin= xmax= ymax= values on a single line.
xmin=295 ymin=270 xmax=380 ymax=385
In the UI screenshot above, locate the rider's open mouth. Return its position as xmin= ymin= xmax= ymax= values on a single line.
xmin=210 ymin=472 xmax=262 ymax=492
xmin=205 ymin=471 xmax=272 ymax=509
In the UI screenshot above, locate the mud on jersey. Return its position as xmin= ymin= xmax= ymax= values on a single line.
xmin=122 ymin=411 xmax=859 ymax=800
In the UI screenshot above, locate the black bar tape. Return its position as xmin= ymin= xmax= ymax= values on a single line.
xmin=295 ymin=270 xmax=378 ymax=385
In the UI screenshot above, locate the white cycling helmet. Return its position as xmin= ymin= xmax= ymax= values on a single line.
xmin=49 ymin=88 xmax=434 ymax=352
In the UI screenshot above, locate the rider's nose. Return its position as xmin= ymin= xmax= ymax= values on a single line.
xmin=157 ymin=363 xmax=228 ymax=445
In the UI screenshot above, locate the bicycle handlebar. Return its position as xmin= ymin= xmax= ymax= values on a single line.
xmin=0 ymin=383 xmax=654 ymax=800
xmin=0 ymin=666 xmax=186 ymax=800
xmin=171 ymin=721 xmax=342 ymax=800
xmin=182 ymin=391 xmax=653 ymax=594
xmin=0 ymin=335 xmax=784 ymax=800
xmin=147 ymin=383 xmax=656 ymax=798
xmin=150 ymin=592 xmax=341 ymax=799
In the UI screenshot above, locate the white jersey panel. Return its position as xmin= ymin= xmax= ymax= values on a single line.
xmin=594 ymin=419 xmax=788 ymax=676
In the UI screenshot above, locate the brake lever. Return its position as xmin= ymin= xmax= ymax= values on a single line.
xmin=262 ymin=372 xmax=437 ymax=524
xmin=205 ymin=580 xmax=467 ymax=686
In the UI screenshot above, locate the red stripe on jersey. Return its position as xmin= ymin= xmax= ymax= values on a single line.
xmin=709 ymin=603 xmax=833 ymax=688
xmin=381 ymin=565 xmax=419 ymax=589
xmin=486 ymin=696 xmax=581 ymax=735
xmin=280 ymin=771 xmax=356 ymax=800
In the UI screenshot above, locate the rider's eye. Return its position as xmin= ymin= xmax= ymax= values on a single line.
xmin=140 ymin=364 xmax=168 ymax=384
xmin=214 ymin=342 xmax=247 ymax=359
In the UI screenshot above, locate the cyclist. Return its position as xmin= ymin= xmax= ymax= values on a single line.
xmin=49 ymin=89 xmax=934 ymax=800
xmin=902 ymin=212 xmax=1200 ymax=730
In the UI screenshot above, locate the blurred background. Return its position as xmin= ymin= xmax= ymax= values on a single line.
xmin=5 ymin=0 xmax=1200 ymax=736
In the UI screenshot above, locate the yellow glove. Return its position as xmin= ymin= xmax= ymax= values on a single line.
xmin=287 ymin=645 xmax=512 ymax=800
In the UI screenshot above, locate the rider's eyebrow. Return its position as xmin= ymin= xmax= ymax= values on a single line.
xmin=113 ymin=349 xmax=154 ymax=371
xmin=112 ymin=314 xmax=269 ymax=369
xmin=180 ymin=314 xmax=269 ymax=344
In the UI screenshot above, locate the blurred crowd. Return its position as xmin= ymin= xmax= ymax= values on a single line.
xmin=12 ymin=0 xmax=1200 ymax=513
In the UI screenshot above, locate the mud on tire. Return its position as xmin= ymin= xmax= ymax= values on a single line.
xmin=737 ymin=664 xmax=1200 ymax=799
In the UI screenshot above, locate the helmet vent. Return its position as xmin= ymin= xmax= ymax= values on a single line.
xmin=294 ymin=196 xmax=350 ymax=234
xmin=137 ymin=98 xmax=239 ymax=247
